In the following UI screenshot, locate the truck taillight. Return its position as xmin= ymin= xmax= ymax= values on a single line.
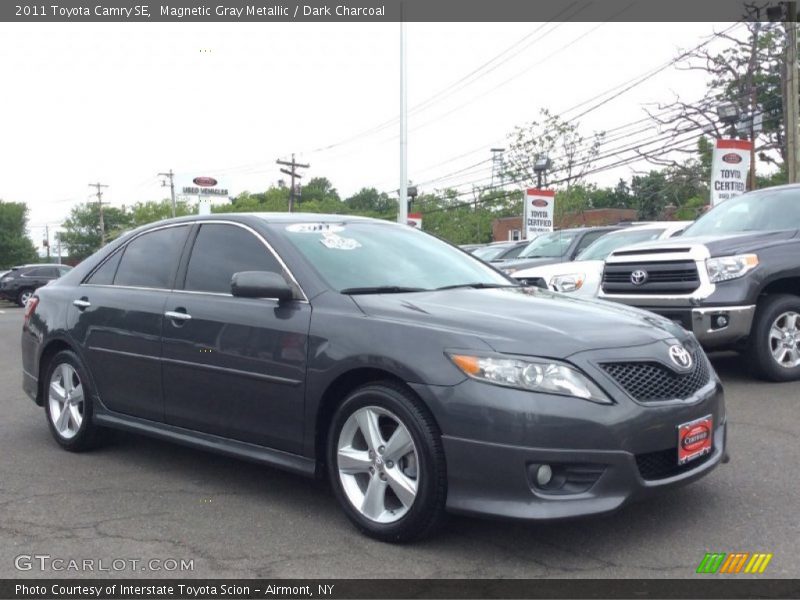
xmin=23 ymin=296 xmax=39 ymax=324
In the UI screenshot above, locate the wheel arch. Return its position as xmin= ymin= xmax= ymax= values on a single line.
xmin=313 ymin=368 xmax=429 ymax=470
xmin=36 ymin=337 xmax=77 ymax=405
xmin=759 ymin=276 xmax=800 ymax=299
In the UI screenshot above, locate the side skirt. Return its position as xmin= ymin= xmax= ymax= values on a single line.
xmin=93 ymin=407 xmax=318 ymax=478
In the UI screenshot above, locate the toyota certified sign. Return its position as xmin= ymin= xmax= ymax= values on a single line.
xmin=710 ymin=139 xmax=752 ymax=206
xmin=523 ymin=189 xmax=555 ymax=239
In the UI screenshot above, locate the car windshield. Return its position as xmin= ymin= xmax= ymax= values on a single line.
xmin=517 ymin=231 xmax=576 ymax=258
xmin=472 ymin=244 xmax=512 ymax=260
xmin=576 ymin=228 xmax=665 ymax=261
xmin=683 ymin=187 xmax=800 ymax=236
xmin=280 ymin=222 xmax=512 ymax=292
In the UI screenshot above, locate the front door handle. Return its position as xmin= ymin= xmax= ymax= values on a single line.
xmin=72 ymin=299 xmax=91 ymax=310
xmin=165 ymin=310 xmax=192 ymax=321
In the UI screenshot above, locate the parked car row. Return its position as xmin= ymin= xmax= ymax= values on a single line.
xmin=494 ymin=184 xmax=800 ymax=382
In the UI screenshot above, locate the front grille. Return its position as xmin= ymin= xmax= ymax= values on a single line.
xmin=636 ymin=448 xmax=713 ymax=480
xmin=601 ymin=352 xmax=710 ymax=402
xmin=602 ymin=260 xmax=700 ymax=295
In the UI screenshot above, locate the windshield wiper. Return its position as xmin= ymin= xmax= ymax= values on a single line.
xmin=340 ymin=286 xmax=428 ymax=295
xmin=434 ymin=282 xmax=519 ymax=291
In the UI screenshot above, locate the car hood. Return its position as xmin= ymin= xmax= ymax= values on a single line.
xmin=512 ymin=259 xmax=604 ymax=280
xmin=350 ymin=287 xmax=689 ymax=358
xmin=630 ymin=229 xmax=799 ymax=256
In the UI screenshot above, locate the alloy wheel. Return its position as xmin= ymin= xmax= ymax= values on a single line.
xmin=768 ymin=311 xmax=800 ymax=369
xmin=336 ymin=406 xmax=419 ymax=523
xmin=19 ymin=290 xmax=32 ymax=305
xmin=48 ymin=363 xmax=84 ymax=439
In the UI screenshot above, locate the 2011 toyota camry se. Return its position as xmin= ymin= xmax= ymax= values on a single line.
xmin=21 ymin=214 xmax=726 ymax=542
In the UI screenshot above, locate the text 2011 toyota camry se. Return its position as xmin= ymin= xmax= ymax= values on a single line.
xmin=21 ymin=214 xmax=727 ymax=542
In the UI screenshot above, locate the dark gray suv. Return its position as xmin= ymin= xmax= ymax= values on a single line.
xmin=21 ymin=214 xmax=726 ymax=542
xmin=1 ymin=263 xmax=72 ymax=306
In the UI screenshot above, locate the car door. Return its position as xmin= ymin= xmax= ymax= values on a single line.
xmin=69 ymin=224 xmax=191 ymax=421
xmin=161 ymin=222 xmax=311 ymax=454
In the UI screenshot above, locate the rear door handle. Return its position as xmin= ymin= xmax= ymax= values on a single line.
xmin=165 ymin=310 xmax=192 ymax=321
xmin=72 ymin=299 xmax=91 ymax=310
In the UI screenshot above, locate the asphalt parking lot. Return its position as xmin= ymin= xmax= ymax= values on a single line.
xmin=0 ymin=302 xmax=797 ymax=579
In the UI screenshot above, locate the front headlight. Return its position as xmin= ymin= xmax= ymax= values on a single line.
xmin=705 ymin=254 xmax=758 ymax=283
xmin=447 ymin=353 xmax=612 ymax=404
xmin=549 ymin=273 xmax=585 ymax=293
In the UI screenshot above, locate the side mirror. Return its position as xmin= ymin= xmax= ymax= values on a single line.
xmin=231 ymin=271 xmax=294 ymax=301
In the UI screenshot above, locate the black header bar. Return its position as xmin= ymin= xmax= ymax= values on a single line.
xmin=1 ymin=0 xmax=790 ymax=22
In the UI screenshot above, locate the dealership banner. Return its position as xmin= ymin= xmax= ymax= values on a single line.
xmin=523 ymin=189 xmax=555 ymax=239
xmin=710 ymin=139 xmax=752 ymax=206
xmin=407 ymin=212 xmax=423 ymax=229
xmin=175 ymin=175 xmax=232 ymax=215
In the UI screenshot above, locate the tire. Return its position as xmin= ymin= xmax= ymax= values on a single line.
xmin=326 ymin=381 xmax=447 ymax=542
xmin=43 ymin=350 xmax=104 ymax=451
xmin=17 ymin=288 xmax=33 ymax=307
xmin=747 ymin=294 xmax=800 ymax=382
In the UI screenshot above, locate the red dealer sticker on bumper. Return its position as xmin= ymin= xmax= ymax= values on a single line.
xmin=678 ymin=416 xmax=713 ymax=465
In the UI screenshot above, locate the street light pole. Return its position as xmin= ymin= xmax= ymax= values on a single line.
xmin=398 ymin=7 xmax=408 ymax=225
xmin=786 ymin=1 xmax=799 ymax=183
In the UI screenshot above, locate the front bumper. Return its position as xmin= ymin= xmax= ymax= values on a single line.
xmin=409 ymin=362 xmax=726 ymax=521
xmin=623 ymin=305 xmax=755 ymax=349
xmin=441 ymin=422 xmax=725 ymax=520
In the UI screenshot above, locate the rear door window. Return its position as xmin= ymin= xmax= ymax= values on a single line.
xmin=114 ymin=226 xmax=190 ymax=289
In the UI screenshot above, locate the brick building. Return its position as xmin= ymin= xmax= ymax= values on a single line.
xmin=492 ymin=208 xmax=639 ymax=241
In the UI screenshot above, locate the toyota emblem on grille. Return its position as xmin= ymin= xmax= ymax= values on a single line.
xmin=669 ymin=345 xmax=693 ymax=370
xmin=630 ymin=270 xmax=648 ymax=285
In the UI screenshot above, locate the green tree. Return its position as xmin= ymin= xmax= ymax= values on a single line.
xmin=129 ymin=199 xmax=193 ymax=227
xmin=505 ymin=108 xmax=605 ymax=189
xmin=60 ymin=203 xmax=132 ymax=261
xmin=344 ymin=188 xmax=395 ymax=215
xmin=0 ymin=200 xmax=38 ymax=268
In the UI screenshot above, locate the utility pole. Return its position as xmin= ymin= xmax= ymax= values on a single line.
xmin=746 ymin=21 xmax=761 ymax=190
xmin=276 ymin=154 xmax=310 ymax=212
xmin=398 ymin=9 xmax=408 ymax=225
xmin=89 ymin=182 xmax=109 ymax=245
xmin=55 ymin=232 xmax=62 ymax=265
xmin=786 ymin=2 xmax=800 ymax=183
xmin=158 ymin=169 xmax=177 ymax=217
xmin=44 ymin=224 xmax=50 ymax=260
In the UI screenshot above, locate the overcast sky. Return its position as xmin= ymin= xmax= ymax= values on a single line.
xmin=0 ymin=21 xmax=733 ymax=242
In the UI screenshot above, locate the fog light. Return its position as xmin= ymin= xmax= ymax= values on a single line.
xmin=713 ymin=314 xmax=729 ymax=330
xmin=536 ymin=464 xmax=553 ymax=486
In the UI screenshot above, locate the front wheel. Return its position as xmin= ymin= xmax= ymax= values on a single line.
xmin=327 ymin=382 xmax=447 ymax=542
xmin=747 ymin=294 xmax=800 ymax=382
xmin=17 ymin=288 xmax=33 ymax=307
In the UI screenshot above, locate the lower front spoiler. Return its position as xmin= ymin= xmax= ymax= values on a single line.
xmin=442 ymin=422 xmax=726 ymax=520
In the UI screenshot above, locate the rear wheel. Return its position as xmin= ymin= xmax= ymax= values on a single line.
xmin=747 ymin=294 xmax=800 ymax=382
xmin=327 ymin=381 xmax=447 ymax=542
xmin=43 ymin=350 xmax=104 ymax=451
xmin=17 ymin=288 xmax=33 ymax=307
